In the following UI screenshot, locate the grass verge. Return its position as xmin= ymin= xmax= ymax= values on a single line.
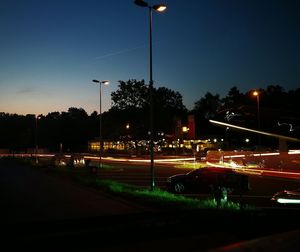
xmin=73 ymin=175 xmax=251 ymax=211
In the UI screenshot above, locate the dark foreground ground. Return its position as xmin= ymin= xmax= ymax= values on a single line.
xmin=4 ymin=208 xmax=300 ymax=252
xmin=2 ymin=158 xmax=300 ymax=251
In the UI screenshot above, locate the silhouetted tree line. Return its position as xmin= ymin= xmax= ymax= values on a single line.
xmin=192 ymin=85 xmax=300 ymax=148
xmin=0 ymin=108 xmax=96 ymax=153
xmin=0 ymin=80 xmax=299 ymax=153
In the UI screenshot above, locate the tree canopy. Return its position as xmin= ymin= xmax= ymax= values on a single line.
xmin=111 ymin=79 xmax=149 ymax=110
xmin=110 ymin=79 xmax=187 ymax=138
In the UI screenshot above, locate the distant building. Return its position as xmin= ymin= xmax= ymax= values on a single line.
xmin=88 ymin=137 xmax=221 ymax=155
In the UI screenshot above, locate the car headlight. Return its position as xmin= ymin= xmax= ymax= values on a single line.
xmin=166 ymin=177 xmax=171 ymax=183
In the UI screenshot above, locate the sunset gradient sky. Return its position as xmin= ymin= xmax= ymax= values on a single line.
xmin=1 ymin=0 xmax=299 ymax=115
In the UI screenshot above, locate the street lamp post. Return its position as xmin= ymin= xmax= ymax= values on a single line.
xmin=252 ymin=90 xmax=261 ymax=148
xmin=252 ymin=91 xmax=260 ymax=130
xmin=134 ymin=0 xmax=166 ymax=191
xmin=35 ymin=115 xmax=41 ymax=164
xmin=92 ymin=79 xmax=109 ymax=169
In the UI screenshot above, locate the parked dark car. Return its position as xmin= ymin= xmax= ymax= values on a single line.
xmin=166 ymin=167 xmax=249 ymax=195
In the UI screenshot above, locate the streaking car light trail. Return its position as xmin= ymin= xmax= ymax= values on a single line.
xmin=271 ymin=189 xmax=300 ymax=204
xmin=84 ymin=156 xmax=196 ymax=163
xmin=209 ymin=119 xmax=300 ymax=142
xmin=277 ymin=198 xmax=300 ymax=204
xmin=206 ymin=161 xmax=244 ymax=169
xmin=206 ymin=161 xmax=300 ymax=179
xmin=289 ymin=150 xmax=300 ymax=155
xmin=209 ymin=150 xmax=300 ymax=160
xmin=244 ymin=168 xmax=300 ymax=179
xmin=223 ymin=152 xmax=281 ymax=159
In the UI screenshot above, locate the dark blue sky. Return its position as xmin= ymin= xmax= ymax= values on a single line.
xmin=1 ymin=0 xmax=299 ymax=115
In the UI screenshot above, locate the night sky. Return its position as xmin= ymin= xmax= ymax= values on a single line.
xmin=1 ymin=0 xmax=299 ymax=115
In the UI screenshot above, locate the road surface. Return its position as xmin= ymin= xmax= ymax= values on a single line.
xmin=0 ymin=160 xmax=150 ymax=224
xmin=2 ymin=158 xmax=300 ymax=251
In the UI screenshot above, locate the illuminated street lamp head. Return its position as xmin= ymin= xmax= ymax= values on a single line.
xmin=102 ymin=80 xmax=109 ymax=85
xmin=92 ymin=80 xmax=109 ymax=85
xmin=153 ymin=4 xmax=167 ymax=12
xmin=253 ymin=90 xmax=259 ymax=96
xmin=134 ymin=0 xmax=167 ymax=12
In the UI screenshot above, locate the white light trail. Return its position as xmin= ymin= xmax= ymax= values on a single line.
xmin=84 ymin=156 xmax=195 ymax=163
xmin=253 ymin=152 xmax=280 ymax=157
xmin=277 ymin=198 xmax=300 ymax=204
xmin=288 ymin=150 xmax=300 ymax=155
xmin=209 ymin=120 xmax=300 ymax=142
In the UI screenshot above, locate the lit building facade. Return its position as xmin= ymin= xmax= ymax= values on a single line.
xmin=88 ymin=137 xmax=222 ymax=154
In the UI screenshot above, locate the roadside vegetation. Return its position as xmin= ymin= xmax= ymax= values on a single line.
xmin=73 ymin=174 xmax=251 ymax=211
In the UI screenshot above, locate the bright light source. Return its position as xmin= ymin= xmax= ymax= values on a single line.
xmin=92 ymin=79 xmax=109 ymax=85
xmin=182 ymin=126 xmax=189 ymax=132
xmin=209 ymin=119 xmax=300 ymax=142
xmin=288 ymin=150 xmax=300 ymax=155
xmin=277 ymin=198 xmax=300 ymax=204
xmin=153 ymin=4 xmax=167 ymax=12
xmin=253 ymin=90 xmax=259 ymax=96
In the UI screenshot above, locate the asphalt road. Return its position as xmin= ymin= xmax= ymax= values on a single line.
xmin=2 ymin=158 xmax=300 ymax=251
xmin=0 ymin=160 xmax=150 ymax=224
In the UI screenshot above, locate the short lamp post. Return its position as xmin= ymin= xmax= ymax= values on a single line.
xmin=134 ymin=0 xmax=167 ymax=191
xmin=252 ymin=90 xmax=261 ymax=148
xmin=252 ymin=90 xmax=260 ymax=130
xmin=35 ymin=115 xmax=41 ymax=164
xmin=92 ymin=79 xmax=109 ymax=169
